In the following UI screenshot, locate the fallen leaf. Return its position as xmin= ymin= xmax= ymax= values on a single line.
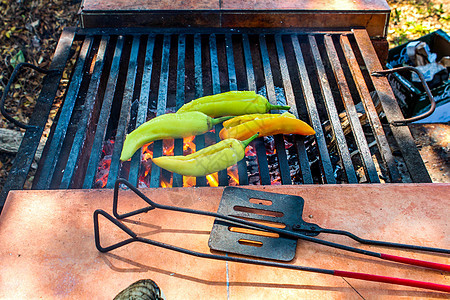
xmin=10 ymin=50 xmax=25 ymax=68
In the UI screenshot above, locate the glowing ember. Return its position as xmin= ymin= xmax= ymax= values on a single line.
xmin=245 ymin=144 xmax=256 ymax=156
xmin=95 ymin=131 xmax=299 ymax=188
xmin=95 ymin=156 xmax=111 ymax=188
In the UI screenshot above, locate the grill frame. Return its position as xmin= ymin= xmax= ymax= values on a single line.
xmin=0 ymin=27 xmax=431 ymax=213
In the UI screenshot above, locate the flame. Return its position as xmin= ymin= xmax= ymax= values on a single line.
xmin=183 ymin=176 xmax=196 ymax=187
xmin=163 ymin=139 xmax=175 ymax=156
xmin=96 ymin=133 xmax=290 ymax=189
xmin=228 ymin=166 xmax=239 ymax=185
xmin=161 ymin=177 xmax=173 ymax=188
xmin=183 ymin=136 xmax=196 ymax=154
xmin=142 ymin=143 xmax=153 ymax=161
xmin=137 ymin=137 xmax=200 ymax=188
xmin=206 ymin=173 xmax=219 ymax=187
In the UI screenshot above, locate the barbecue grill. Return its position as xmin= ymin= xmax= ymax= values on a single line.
xmin=2 ymin=1 xmax=448 ymax=298
xmin=0 ymin=1 xmax=432 ymax=214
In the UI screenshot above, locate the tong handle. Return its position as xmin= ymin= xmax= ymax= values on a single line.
xmin=94 ymin=208 xmax=450 ymax=293
xmin=319 ymin=228 xmax=450 ymax=254
xmin=381 ymin=253 xmax=450 ymax=272
xmin=113 ymin=179 xmax=450 ymax=273
xmin=334 ymin=270 xmax=450 ymax=293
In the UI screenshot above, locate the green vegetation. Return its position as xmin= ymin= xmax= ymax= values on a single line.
xmin=387 ymin=0 xmax=449 ymax=47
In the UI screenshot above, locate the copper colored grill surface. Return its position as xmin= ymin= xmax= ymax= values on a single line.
xmin=0 ymin=184 xmax=449 ymax=298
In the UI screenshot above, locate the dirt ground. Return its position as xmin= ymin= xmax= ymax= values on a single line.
xmin=0 ymin=0 xmax=448 ymax=190
xmin=409 ymin=123 xmax=449 ymax=182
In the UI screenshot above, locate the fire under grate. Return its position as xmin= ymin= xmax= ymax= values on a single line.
xmin=0 ymin=27 xmax=431 ymax=211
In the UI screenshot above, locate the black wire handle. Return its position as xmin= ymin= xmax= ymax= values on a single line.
xmin=105 ymin=179 xmax=450 ymax=269
xmin=93 ymin=179 xmax=450 ymax=292
xmin=316 ymin=228 xmax=450 ymax=254
xmin=93 ymin=209 xmax=450 ymax=292
xmin=371 ymin=66 xmax=436 ymax=126
xmin=109 ymin=179 xmax=380 ymax=259
xmin=113 ymin=178 xmax=449 ymax=255
xmin=0 ymin=62 xmax=57 ymax=129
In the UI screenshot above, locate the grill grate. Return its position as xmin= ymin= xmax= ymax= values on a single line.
xmin=0 ymin=28 xmax=431 ymax=209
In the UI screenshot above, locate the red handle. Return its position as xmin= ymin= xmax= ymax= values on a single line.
xmin=381 ymin=253 xmax=450 ymax=272
xmin=334 ymin=270 xmax=450 ymax=292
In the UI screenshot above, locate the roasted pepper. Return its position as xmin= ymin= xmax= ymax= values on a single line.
xmin=152 ymin=133 xmax=259 ymax=177
xmin=120 ymin=111 xmax=232 ymax=161
xmin=176 ymin=91 xmax=290 ymax=117
xmin=219 ymin=112 xmax=315 ymax=140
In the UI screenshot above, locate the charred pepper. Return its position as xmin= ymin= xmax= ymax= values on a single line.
xmin=152 ymin=133 xmax=259 ymax=177
xmin=120 ymin=111 xmax=231 ymax=161
xmin=219 ymin=112 xmax=315 ymax=140
xmin=176 ymin=91 xmax=290 ymax=117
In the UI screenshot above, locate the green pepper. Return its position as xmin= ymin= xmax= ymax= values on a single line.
xmin=120 ymin=111 xmax=231 ymax=161
xmin=176 ymin=91 xmax=290 ymax=117
xmin=152 ymin=133 xmax=259 ymax=177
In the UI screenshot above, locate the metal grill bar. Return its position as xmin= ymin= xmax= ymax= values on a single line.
xmin=173 ymin=34 xmax=186 ymax=188
xmin=149 ymin=35 xmax=171 ymax=188
xmin=259 ymin=35 xmax=292 ymax=185
xmin=309 ymin=36 xmax=358 ymax=183
xmin=83 ymin=36 xmax=125 ymax=189
xmin=291 ymin=35 xmax=335 ymax=184
xmin=35 ymin=37 xmax=93 ymax=189
xmin=323 ymin=35 xmax=379 ymax=183
xmin=193 ymin=34 xmax=207 ymax=187
xmin=226 ymin=34 xmax=249 ymax=186
xmin=274 ymin=35 xmax=313 ymax=184
xmin=209 ymin=34 xmax=228 ymax=186
xmin=128 ymin=35 xmax=155 ymax=187
xmin=242 ymin=34 xmax=271 ymax=185
xmin=226 ymin=35 xmax=237 ymax=91
xmin=340 ymin=34 xmax=401 ymax=183
xmin=60 ymin=36 xmax=109 ymax=189
xmin=105 ymin=36 xmax=140 ymax=188
xmin=352 ymin=29 xmax=431 ymax=183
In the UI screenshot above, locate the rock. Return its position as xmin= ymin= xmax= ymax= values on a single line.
xmin=114 ymin=279 xmax=164 ymax=300
xmin=0 ymin=128 xmax=43 ymax=162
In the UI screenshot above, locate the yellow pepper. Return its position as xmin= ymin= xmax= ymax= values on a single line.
xmin=219 ymin=112 xmax=315 ymax=140
xmin=176 ymin=91 xmax=290 ymax=117
xmin=120 ymin=111 xmax=231 ymax=161
xmin=152 ymin=133 xmax=259 ymax=177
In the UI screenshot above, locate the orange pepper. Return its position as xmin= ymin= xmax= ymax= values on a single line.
xmin=219 ymin=112 xmax=315 ymax=140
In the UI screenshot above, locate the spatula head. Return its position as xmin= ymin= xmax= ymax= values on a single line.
xmin=208 ymin=187 xmax=305 ymax=261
